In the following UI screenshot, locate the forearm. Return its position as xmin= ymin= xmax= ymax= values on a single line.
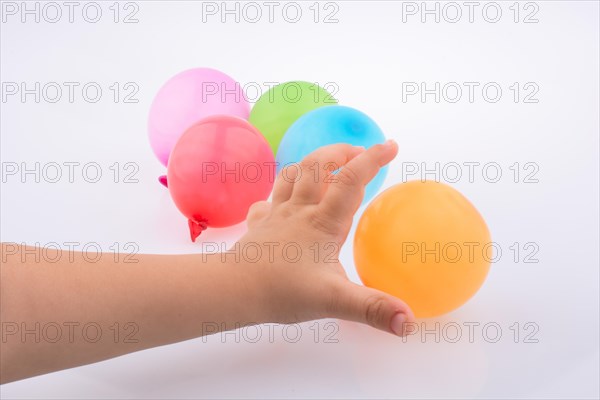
xmin=0 ymin=142 xmax=412 ymax=384
xmin=0 ymin=244 xmax=265 ymax=383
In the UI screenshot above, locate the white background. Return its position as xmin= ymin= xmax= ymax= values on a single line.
xmin=1 ymin=0 xmax=599 ymax=398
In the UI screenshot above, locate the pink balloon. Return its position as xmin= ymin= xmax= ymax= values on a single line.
xmin=148 ymin=68 xmax=249 ymax=167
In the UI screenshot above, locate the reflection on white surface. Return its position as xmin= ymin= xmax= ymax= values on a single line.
xmin=1 ymin=1 xmax=598 ymax=398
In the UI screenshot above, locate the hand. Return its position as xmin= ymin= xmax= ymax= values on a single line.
xmin=0 ymin=140 xmax=414 ymax=383
xmin=239 ymin=140 xmax=414 ymax=336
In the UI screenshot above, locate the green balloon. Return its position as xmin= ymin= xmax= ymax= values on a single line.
xmin=249 ymin=81 xmax=338 ymax=155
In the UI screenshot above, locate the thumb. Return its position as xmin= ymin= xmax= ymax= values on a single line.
xmin=246 ymin=201 xmax=271 ymax=228
xmin=330 ymin=281 xmax=415 ymax=336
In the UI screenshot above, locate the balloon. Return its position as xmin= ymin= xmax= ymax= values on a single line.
xmin=276 ymin=105 xmax=387 ymax=204
xmin=249 ymin=81 xmax=337 ymax=155
xmin=148 ymin=68 xmax=249 ymax=168
xmin=167 ymin=115 xmax=275 ymax=242
xmin=354 ymin=181 xmax=491 ymax=318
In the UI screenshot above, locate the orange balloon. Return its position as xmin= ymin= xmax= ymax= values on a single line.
xmin=354 ymin=181 xmax=491 ymax=318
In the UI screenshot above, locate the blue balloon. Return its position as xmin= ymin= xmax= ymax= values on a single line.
xmin=276 ymin=105 xmax=388 ymax=204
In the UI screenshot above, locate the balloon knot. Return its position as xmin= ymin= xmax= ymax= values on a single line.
xmin=188 ymin=218 xmax=208 ymax=242
xmin=158 ymin=175 xmax=168 ymax=188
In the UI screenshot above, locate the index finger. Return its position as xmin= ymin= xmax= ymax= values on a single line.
xmin=291 ymin=143 xmax=365 ymax=204
xmin=319 ymin=139 xmax=398 ymax=219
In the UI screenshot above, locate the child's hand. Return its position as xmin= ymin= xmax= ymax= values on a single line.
xmin=239 ymin=140 xmax=414 ymax=336
xmin=0 ymin=140 xmax=413 ymax=383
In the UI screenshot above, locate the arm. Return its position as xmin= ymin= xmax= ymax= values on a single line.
xmin=0 ymin=141 xmax=414 ymax=384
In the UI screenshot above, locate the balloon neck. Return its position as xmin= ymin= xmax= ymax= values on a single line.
xmin=188 ymin=218 xmax=208 ymax=242
xmin=158 ymin=175 xmax=168 ymax=188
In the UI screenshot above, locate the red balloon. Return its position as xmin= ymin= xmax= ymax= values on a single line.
xmin=167 ymin=115 xmax=275 ymax=242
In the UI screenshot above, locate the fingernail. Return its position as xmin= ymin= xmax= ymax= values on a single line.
xmin=353 ymin=145 xmax=366 ymax=151
xmin=384 ymin=139 xmax=397 ymax=148
xmin=390 ymin=313 xmax=406 ymax=336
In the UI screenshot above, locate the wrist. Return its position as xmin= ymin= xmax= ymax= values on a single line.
xmin=203 ymin=249 xmax=273 ymax=328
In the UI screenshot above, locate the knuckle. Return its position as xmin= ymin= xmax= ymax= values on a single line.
xmin=248 ymin=201 xmax=264 ymax=213
xmin=272 ymin=201 xmax=297 ymax=219
xmin=323 ymin=281 xmax=344 ymax=317
xmin=247 ymin=201 xmax=268 ymax=220
xmin=336 ymin=166 xmax=360 ymax=187
xmin=364 ymin=295 xmax=388 ymax=328
xmin=299 ymin=157 xmax=318 ymax=171
xmin=280 ymin=164 xmax=300 ymax=183
xmin=309 ymin=209 xmax=342 ymax=237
